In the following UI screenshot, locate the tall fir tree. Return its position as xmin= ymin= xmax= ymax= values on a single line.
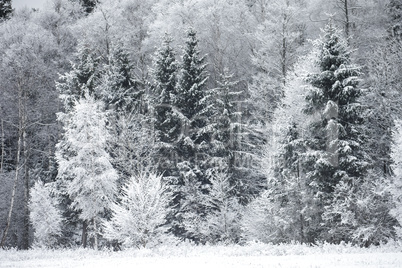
xmin=151 ymin=34 xmax=181 ymax=180
xmin=173 ymin=29 xmax=213 ymax=242
xmin=211 ymin=71 xmax=262 ymax=203
xmin=302 ymin=23 xmax=390 ymax=244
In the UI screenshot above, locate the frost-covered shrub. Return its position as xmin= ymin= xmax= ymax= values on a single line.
xmin=241 ymin=190 xmax=287 ymax=244
xmin=201 ymin=171 xmax=242 ymax=244
xmin=103 ymin=173 xmax=174 ymax=248
xmin=390 ymin=120 xmax=402 ymax=238
xmin=29 ymin=181 xmax=63 ymax=248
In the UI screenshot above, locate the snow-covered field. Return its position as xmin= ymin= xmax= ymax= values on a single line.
xmin=1 ymin=242 xmax=402 ymax=268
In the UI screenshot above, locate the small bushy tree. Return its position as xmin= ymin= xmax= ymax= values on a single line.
xmin=103 ymin=173 xmax=173 ymax=248
xmin=29 ymin=181 xmax=63 ymax=248
xmin=202 ymin=171 xmax=242 ymax=244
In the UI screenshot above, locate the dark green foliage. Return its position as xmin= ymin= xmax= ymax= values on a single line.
xmin=80 ymin=0 xmax=98 ymax=14
xmin=304 ymin=24 xmax=366 ymax=199
xmin=57 ymin=45 xmax=100 ymax=110
xmin=101 ymin=45 xmax=141 ymax=113
xmin=301 ymin=23 xmax=396 ymax=245
xmin=388 ymin=0 xmax=402 ymax=40
xmin=0 ymin=0 xmax=12 ymax=21
xmin=177 ymin=29 xmax=208 ymax=124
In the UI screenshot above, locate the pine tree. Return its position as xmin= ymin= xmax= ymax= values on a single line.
xmin=55 ymin=94 xmax=118 ymax=249
xmin=0 ymin=0 xmax=12 ymax=21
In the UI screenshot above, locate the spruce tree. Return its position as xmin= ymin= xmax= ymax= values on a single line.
xmin=174 ymin=29 xmax=212 ymax=241
xmin=211 ymin=72 xmax=241 ymax=185
xmin=57 ymin=45 xmax=100 ymax=110
xmin=152 ymin=34 xmax=181 ymax=179
xmin=303 ymin=23 xmax=374 ymax=243
xmin=100 ymin=44 xmax=140 ymax=113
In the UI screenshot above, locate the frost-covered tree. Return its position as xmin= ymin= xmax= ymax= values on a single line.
xmin=103 ymin=173 xmax=173 ymax=248
xmin=0 ymin=12 xmax=61 ymax=249
xmin=211 ymin=72 xmax=241 ymax=191
xmin=109 ymin=112 xmax=156 ymax=190
xmin=243 ymin=52 xmax=319 ymax=244
xmin=173 ymin=29 xmax=215 ymax=241
xmin=177 ymin=28 xmax=208 ymax=124
xmin=249 ymin=0 xmax=306 ymax=123
xmin=29 ymin=181 xmax=63 ymax=248
xmin=55 ymin=94 xmax=118 ymax=249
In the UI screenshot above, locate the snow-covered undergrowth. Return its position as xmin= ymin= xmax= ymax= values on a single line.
xmin=1 ymin=242 xmax=402 ymax=268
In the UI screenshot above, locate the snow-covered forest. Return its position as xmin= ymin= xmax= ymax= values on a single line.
xmin=1 ymin=0 xmax=402 ymax=252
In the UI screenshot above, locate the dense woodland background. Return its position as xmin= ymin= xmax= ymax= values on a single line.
xmin=0 ymin=0 xmax=402 ymax=250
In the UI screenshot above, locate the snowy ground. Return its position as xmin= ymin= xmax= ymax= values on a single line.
xmin=1 ymin=242 xmax=402 ymax=268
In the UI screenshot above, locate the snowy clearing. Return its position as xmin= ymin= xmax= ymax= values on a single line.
xmin=1 ymin=243 xmax=402 ymax=268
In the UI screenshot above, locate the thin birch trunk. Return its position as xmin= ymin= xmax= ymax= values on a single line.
xmin=0 ymin=82 xmax=23 ymax=248
xmin=1 ymin=119 xmax=4 ymax=173
xmin=22 ymin=88 xmax=30 ymax=249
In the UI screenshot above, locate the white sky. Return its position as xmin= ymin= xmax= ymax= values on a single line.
xmin=13 ymin=0 xmax=48 ymax=9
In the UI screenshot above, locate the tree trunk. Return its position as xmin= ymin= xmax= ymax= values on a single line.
xmin=1 ymin=119 xmax=4 ymax=173
xmin=21 ymin=91 xmax=30 ymax=249
xmin=344 ymin=0 xmax=350 ymax=39
xmin=82 ymin=221 xmax=88 ymax=248
xmin=0 ymin=83 xmax=23 ymax=248
xmin=93 ymin=219 xmax=98 ymax=250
